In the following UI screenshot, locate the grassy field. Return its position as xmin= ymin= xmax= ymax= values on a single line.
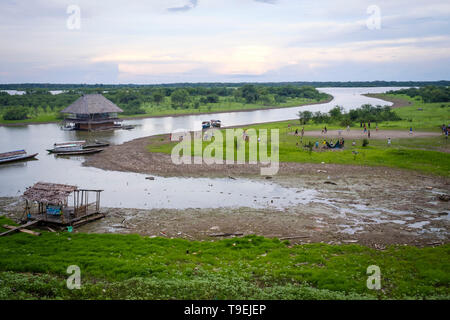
xmin=0 ymin=96 xmax=330 ymax=124
xmin=148 ymin=119 xmax=450 ymax=176
xmin=0 ymin=217 xmax=448 ymax=300
xmin=369 ymin=93 xmax=450 ymax=131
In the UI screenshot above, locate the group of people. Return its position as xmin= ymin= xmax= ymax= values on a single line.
xmin=442 ymin=124 xmax=449 ymax=139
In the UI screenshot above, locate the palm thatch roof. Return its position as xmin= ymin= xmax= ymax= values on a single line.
xmin=23 ymin=182 xmax=78 ymax=205
xmin=61 ymin=94 xmax=123 ymax=115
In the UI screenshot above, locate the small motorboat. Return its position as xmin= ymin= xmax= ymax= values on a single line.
xmin=0 ymin=150 xmax=38 ymax=164
xmin=202 ymin=121 xmax=211 ymax=129
xmin=48 ymin=141 xmax=86 ymax=153
xmin=53 ymin=148 xmax=103 ymax=156
xmin=210 ymin=120 xmax=221 ymax=128
xmin=121 ymin=124 xmax=135 ymax=130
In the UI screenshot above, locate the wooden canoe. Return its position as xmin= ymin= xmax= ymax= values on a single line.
xmin=54 ymin=148 xmax=103 ymax=156
xmin=0 ymin=150 xmax=38 ymax=164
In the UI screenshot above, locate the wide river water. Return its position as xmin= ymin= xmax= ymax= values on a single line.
xmin=0 ymin=87 xmax=401 ymax=209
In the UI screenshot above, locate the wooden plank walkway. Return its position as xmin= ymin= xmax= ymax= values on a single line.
xmin=0 ymin=220 xmax=40 ymax=237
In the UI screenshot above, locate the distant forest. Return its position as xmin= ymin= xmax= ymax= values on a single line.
xmin=0 ymin=80 xmax=449 ymax=91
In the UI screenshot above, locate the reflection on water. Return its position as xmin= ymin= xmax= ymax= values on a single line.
xmin=0 ymin=87 xmax=401 ymax=209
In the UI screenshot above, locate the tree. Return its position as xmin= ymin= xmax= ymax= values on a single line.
xmin=241 ymin=85 xmax=259 ymax=104
xmin=171 ymin=89 xmax=190 ymax=108
xmin=329 ymin=106 xmax=344 ymax=120
xmin=298 ymin=110 xmax=312 ymax=124
xmin=152 ymin=91 xmax=164 ymax=105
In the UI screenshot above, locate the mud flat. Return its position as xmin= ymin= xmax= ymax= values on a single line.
xmin=363 ymin=93 xmax=412 ymax=108
xmin=1 ymin=169 xmax=448 ymax=247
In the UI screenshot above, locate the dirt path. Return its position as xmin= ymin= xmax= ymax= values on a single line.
xmin=296 ymin=129 xmax=441 ymax=140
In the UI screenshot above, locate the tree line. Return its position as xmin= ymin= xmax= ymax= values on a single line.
xmin=387 ymin=86 xmax=450 ymax=103
xmin=0 ymin=85 xmax=329 ymax=119
xmin=1 ymin=80 xmax=449 ymax=91
xmin=298 ymin=104 xmax=401 ymax=126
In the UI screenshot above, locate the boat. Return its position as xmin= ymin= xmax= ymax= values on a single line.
xmin=53 ymin=148 xmax=103 ymax=156
xmin=0 ymin=150 xmax=38 ymax=164
xmin=47 ymin=144 xmax=84 ymax=153
xmin=210 ymin=120 xmax=221 ymax=128
xmin=202 ymin=121 xmax=211 ymax=129
xmin=121 ymin=124 xmax=135 ymax=130
xmin=83 ymin=140 xmax=110 ymax=149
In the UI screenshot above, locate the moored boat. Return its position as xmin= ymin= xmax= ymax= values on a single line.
xmin=53 ymin=148 xmax=103 ymax=156
xmin=0 ymin=150 xmax=38 ymax=164
xmin=83 ymin=141 xmax=110 ymax=149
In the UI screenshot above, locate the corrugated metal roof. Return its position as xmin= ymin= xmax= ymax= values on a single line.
xmin=61 ymin=94 xmax=123 ymax=115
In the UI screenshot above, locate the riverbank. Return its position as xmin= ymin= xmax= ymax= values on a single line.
xmin=363 ymin=93 xmax=412 ymax=108
xmin=0 ymin=95 xmax=333 ymax=126
xmin=0 ymin=214 xmax=448 ymax=299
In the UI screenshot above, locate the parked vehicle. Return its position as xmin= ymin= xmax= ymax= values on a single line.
xmin=0 ymin=150 xmax=38 ymax=164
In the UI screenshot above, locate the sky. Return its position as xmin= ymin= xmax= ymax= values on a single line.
xmin=0 ymin=0 xmax=449 ymax=84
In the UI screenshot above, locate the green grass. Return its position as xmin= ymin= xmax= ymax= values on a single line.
xmin=370 ymin=93 xmax=450 ymax=131
xmin=0 ymin=217 xmax=448 ymax=300
xmin=148 ymin=120 xmax=450 ymax=177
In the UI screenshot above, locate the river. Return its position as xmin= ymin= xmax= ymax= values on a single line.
xmin=0 ymin=87 xmax=401 ymax=209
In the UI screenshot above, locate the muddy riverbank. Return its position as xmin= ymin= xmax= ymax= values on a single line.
xmin=1 ymin=170 xmax=448 ymax=247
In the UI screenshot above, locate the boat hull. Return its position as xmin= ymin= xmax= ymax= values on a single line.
xmin=53 ymin=149 xmax=103 ymax=156
xmin=0 ymin=153 xmax=38 ymax=164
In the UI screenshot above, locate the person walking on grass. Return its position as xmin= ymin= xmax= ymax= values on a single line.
xmin=301 ymin=127 xmax=305 ymax=138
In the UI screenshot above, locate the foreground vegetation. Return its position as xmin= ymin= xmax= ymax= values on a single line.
xmin=0 ymin=217 xmax=448 ymax=300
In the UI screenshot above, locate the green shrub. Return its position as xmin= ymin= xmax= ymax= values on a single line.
xmin=362 ymin=138 xmax=369 ymax=147
xmin=3 ymin=107 xmax=28 ymax=120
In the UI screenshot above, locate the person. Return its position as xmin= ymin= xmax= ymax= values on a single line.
xmin=363 ymin=126 xmax=367 ymax=134
xmin=315 ymin=141 xmax=319 ymax=148
xmin=301 ymin=127 xmax=304 ymax=137
xmin=368 ymin=120 xmax=371 ymax=128
xmin=387 ymin=137 xmax=391 ymax=146
xmin=352 ymin=140 xmax=356 ymax=146
xmin=338 ymin=129 xmax=342 ymax=136
xmin=295 ymin=128 xmax=298 ymax=135
xmin=324 ymin=126 xmax=327 ymax=134
xmin=368 ymin=130 xmax=371 ymax=139
xmin=360 ymin=121 xmax=363 ymax=128
xmin=376 ymin=124 xmax=379 ymax=132
xmin=409 ymin=126 xmax=413 ymax=135
xmin=347 ymin=125 xmax=350 ymax=132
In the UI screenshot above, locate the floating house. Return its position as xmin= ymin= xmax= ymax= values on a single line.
xmin=61 ymin=94 xmax=123 ymax=131
xmin=21 ymin=182 xmax=104 ymax=227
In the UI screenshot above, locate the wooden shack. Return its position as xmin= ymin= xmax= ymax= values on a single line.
xmin=61 ymin=94 xmax=124 ymax=131
xmin=21 ymin=182 xmax=104 ymax=227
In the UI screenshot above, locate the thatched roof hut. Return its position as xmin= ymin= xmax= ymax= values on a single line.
xmin=61 ymin=94 xmax=123 ymax=115
xmin=23 ymin=182 xmax=78 ymax=205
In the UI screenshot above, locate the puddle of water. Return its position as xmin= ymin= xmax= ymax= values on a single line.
xmin=407 ymin=221 xmax=430 ymax=229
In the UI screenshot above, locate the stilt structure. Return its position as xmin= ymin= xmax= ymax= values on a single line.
xmin=21 ymin=182 xmax=104 ymax=228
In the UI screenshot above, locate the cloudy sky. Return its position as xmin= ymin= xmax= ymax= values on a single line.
xmin=0 ymin=0 xmax=449 ymax=83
